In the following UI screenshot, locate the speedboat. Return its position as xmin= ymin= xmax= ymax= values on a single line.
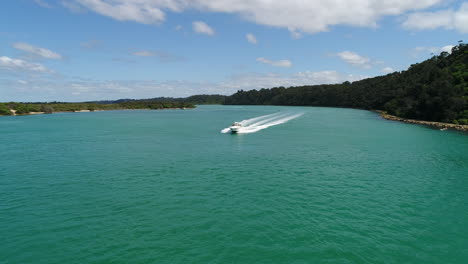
xmin=229 ymin=122 xmax=242 ymax=133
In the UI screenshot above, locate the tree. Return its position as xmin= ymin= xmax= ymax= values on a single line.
xmin=40 ymin=105 xmax=54 ymax=114
xmin=0 ymin=104 xmax=11 ymax=115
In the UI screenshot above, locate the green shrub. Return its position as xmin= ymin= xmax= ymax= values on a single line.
xmin=14 ymin=104 xmax=30 ymax=114
xmin=0 ymin=104 xmax=11 ymax=115
xmin=40 ymin=105 xmax=54 ymax=114
xmin=457 ymin=119 xmax=468 ymax=125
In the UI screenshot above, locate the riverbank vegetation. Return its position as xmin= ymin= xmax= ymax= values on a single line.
xmin=89 ymin=94 xmax=226 ymax=105
xmin=0 ymin=101 xmax=194 ymax=116
xmin=225 ymin=43 xmax=468 ymax=125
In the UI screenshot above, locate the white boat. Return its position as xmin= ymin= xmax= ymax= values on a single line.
xmin=229 ymin=122 xmax=242 ymax=133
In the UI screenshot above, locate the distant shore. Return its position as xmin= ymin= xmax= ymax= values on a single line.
xmin=6 ymin=107 xmax=192 ymax=116
xmin=0 ymin=101 xmax=195 ymax=117
xmin=377 ymin=111 xmax=468 ymax=132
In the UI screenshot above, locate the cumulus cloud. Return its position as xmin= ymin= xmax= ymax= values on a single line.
xmin=402 ymin=3 xmax=468 ymax=33
xmin=67 ymin=0 xmax=443 ymax=34
xmin=381 ymin=67 xmax=395 ymax=73
xmin=218 ymin=71 xmax=365 ymax=93
xmin=74 ymin=0 xmax=165 ymax=24
xmin=336 ymin=51 xmax=372 ymax=69
xmin=246 ymin=33 xmax=257 ymax=44
xmin=440 ymin=45 xmax=456 ymax=53
xmin=256 ymin=57 xmax=292 ymax=68
xmin=34 ymin=0 xmax=52 ymax=8
xmin=13 ymin=42 xmax=62 ymax=60
xmin=0 ymin=56 xmax=52 ymax=73
xmin=411 ymin=45 xmax=455 ymax=57
xmin=0 ymin=70 xmax=366 ymax=101
xmin=288 ymin=28 xmax=303 ymax=39
xmin=62 ymin=0 xmax=87 ymax=13
xmin=192 ymin=21 xmax=215 ymax=35
xmin=290 ymin=71 xmax=365 ymax=85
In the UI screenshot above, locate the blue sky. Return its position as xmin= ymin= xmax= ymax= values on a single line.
xmin=1 ymin=0 xmax=467 ymax=101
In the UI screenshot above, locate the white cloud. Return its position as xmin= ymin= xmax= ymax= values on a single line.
xmin=411 ymin=45 xmax=455 ymax=57
xmin=381 ymin=67 xmax=395 ymax=73
xmin=246 ymin=33 xmax=257 ymax=44
xmin=74 ymin=0 xmax=165 ymax=24
xmin=67 ymin=0 xmax=443 ymax=34
xmin=256 ymin=57 xmax=292 ymax=68
xmin=218 ymin=71 xmax=365 ymax=92
xmin=291 ymin=71 xmax=365 ymax=85
xmin=175 ymin=25 xmax=183 ymax=31
xmin=336 ymin=51 xmax=372 ymax=69
xmin=289 ymin=28 xmax=303 ymax=39
xmin=412 ymin=46 xmax=438 ymax=56
xmin=192 ymin=21 xmax=215 ymax=35
xmin=12 ymin=42 xmax=62 ymax=60
xmin=403 ymin=10 xmax=453 ymax=30
xmin=34 ymin=0 xmax=52 ymax=8
xmin=0 ymin=70 xmax=366 ymax=101
xmin=17 ymin=80 xmax=29 ymax=85
xmin=62 ymin=0 xmax=87 ymax=13
xmin=402 ymin=3 xmax=468 ymax=33
xmin=0 ymin=56 xmax=51 ymax=73
xmin=440 ymin=45 xmax=455 ymax=53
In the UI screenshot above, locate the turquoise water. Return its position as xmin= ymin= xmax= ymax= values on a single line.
xmin=1 ymin=105 xmax=468 ymax=264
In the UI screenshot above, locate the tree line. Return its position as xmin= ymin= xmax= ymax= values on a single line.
xmin=225 ymin=43 xmax=468 ymax=125
xmin=89 ymin=94 xmax=226 ymax=105
xmin=0 ymin=101 xmax=194 ymax=115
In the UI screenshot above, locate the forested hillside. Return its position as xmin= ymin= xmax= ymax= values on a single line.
xmin=225 ymin=44 xmax=468 ymax=124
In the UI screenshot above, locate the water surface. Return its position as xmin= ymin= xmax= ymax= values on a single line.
xmin=1 ymin=105 xmax=467 ymax=263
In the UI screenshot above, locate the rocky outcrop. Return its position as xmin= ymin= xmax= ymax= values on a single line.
xmin=377 ymin=111 xmax=468 ymax=132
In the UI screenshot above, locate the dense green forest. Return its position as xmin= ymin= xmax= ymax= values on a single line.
xmin=0 ymin=101 xmax=194 ymax=116
xmin=90 ymin=94 xmax=226 ymax=105
xmin=225 ymin=44 xmax=468 ymax=125
xmin=0 ymin=94 xmax=221 ymax=116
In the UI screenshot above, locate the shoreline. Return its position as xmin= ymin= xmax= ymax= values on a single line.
xmin=4 ymin=106 xmax=468 ymax=133
xmin=376 ymin=110 xmax=468 ymax=132
xmin=4 ymin=107 xmax=193 ymax=117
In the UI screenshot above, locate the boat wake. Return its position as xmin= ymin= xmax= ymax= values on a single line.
xmin=221 ymin=112 xmax=303 ymax=134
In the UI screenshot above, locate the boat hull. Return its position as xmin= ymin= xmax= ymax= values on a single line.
xmin=230 ymin=127 xmax=240 ymax=133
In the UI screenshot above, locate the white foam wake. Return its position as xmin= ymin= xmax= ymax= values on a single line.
xmin=221 ymin=112 xmax=303 ymax=134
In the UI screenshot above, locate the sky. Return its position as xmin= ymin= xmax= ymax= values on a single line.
xmin=1 ymin=0 xmax=467 ymax=102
